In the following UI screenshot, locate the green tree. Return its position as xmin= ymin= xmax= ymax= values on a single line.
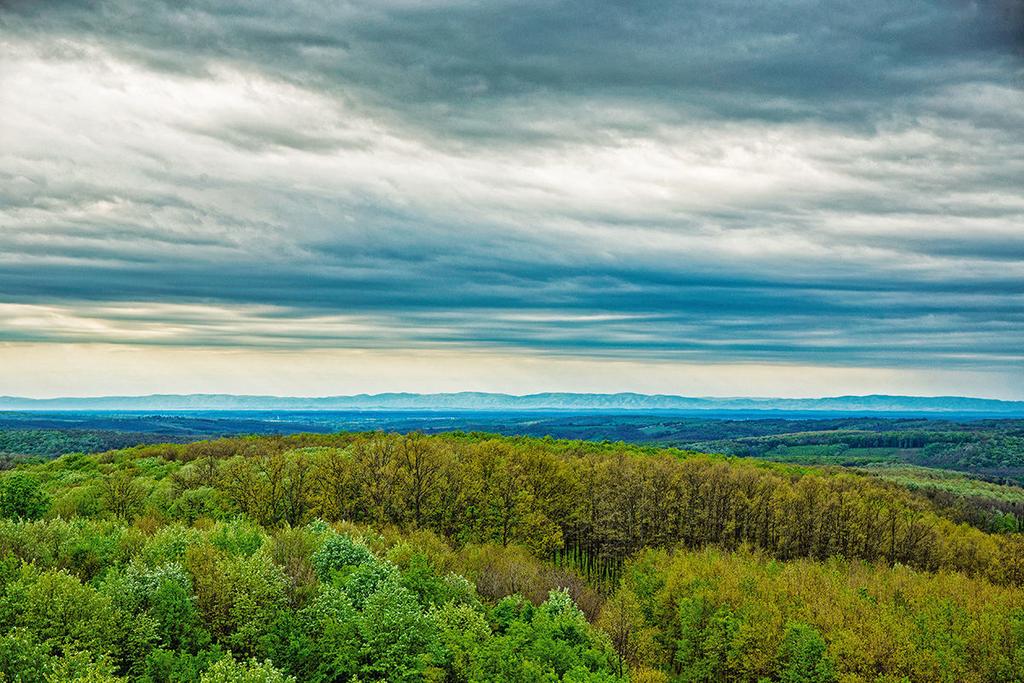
xmin=777 ymin=622 xmax=835 ymax=683
xmin=341 ymin=559 xmax=399 ymax=610
xmin=597 ymin=587 xmax=654 ymax=676
xmin=100 ymin=472 xmax=146 ymax=520
xmin=188 ymin=547 xmax=288 ymax=660
xmin=18 ymin=569 xmax=123 ymax=658
xmin=300 ymin=584 xmax=361 ymax=681
xmin=46 ymin=650 xmax=124 ymax=682
xmin=0 ymin=627 xmax=51 ymax=682
xmin=0 ymin=472 xmax=49 ymax=520
xmin=358 ymin=581 xmax=437 ymax=682
xmin=430 ymin=601 xmax=491 ymax=682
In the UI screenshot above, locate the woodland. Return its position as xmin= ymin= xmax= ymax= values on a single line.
xmin=1 ymin=431 xmax=1024 ymax=681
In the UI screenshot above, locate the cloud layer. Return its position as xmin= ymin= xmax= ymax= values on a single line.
xmin=1 ymin=0 xmax=1022 ymax=394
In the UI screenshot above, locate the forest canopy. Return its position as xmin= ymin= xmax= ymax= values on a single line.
xmin=1 ymin=431 xmax=1023 ymax=682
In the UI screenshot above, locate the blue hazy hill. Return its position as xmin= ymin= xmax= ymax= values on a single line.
xmin=2 ymin=392 xmax=1023 ymax=414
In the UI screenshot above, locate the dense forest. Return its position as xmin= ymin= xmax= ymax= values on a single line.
xmin=4 ymin=413 xmax=1024 ymax=482
xmin=0 ymin=429 xmax=182 ymax=459
xmin=2 ymin=431 xmax=1024 ymax=681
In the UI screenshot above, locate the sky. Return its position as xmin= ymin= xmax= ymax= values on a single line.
xmin=1 ymin=0 xmax=1022 ymax=399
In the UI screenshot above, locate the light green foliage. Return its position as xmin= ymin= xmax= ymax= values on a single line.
xmin=45 ymin=650 xmax=124 ymax=683
xmin=2 ymin=431 xmax=1024 ymax=681
xmin=618 ymin=546 xmax=1024 ymax=682
xmin=0 ymin=627 xmax=50 ymax=681
xmin=16 ymin=569 xmax=123 ymax=656
xmin=304 ymin=518 xmax=331 ymax=536
xmin=398 ymin=554 xmax=482 ymax=611
xmin=114 ymin=562 xmax=209 ymax=652
xmin=167 ymin=486 xmax=230 ymax=523
xmin=478 ymin=590 xmax=619 ymax=681
xmin=0 ymin=625 xmax=126 ymax=682
xmin=99 ymin=471 xmax=147 ymax=520
xmin=597 ymin=587 xmax=656 ymax=677
xmin=430 ymin=601 xmax=492 ymax=681
xmin=208 ymin=519 xmax=266 ymax=557
xmin=142 ymin=524 xmax=204 ymax=565
xmin=198 ymin=656 xmax=294 ymax=683
xmin=140 ymin=646 xmax=225 ymax=683
xmin=394 ymin=549 xmax=446 ymax=605
xmin=191 ymin=547 xmax=290 ymax=659
xmin=311 ymin=532 xmax=374 ymax=580
xmin=340 ymin=556 xmax=399 ymax=609
xmin=50 ymin=482 xmax=104 ymax=518
xmin=300 ymin=584 xmax=361 ymax=680
xmin=114 ymin=562 xmax=193 ymax=609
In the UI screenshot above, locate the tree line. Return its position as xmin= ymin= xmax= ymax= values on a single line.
xmin=45 ymin=432 xmax=1024 ymax=586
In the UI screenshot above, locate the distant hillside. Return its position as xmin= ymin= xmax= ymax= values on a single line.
xmin=1 ymin=391 xmax=1024 ymax=414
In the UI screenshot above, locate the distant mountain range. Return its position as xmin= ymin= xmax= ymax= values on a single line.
xmin=1 ymin=392 xmax=1023 ymax=414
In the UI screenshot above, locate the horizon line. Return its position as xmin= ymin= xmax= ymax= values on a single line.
xmin=2 ymin=391 xmax=1021 ymax=403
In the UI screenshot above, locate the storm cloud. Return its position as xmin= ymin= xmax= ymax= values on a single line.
xmin=0 ymin=0 xmax=1022 ymax=393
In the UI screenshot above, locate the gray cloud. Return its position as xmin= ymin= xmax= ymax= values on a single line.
xmin=0 ymin=0 xmax=1022 ymax=381
xmin=4 ymin=1 xmax=1022 ymax=134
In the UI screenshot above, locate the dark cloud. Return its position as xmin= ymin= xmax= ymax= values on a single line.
xmin=4 ymin=0 xmax=1022 ymax=137
xmin=0 ymin=0 xmax=1021 ymax=379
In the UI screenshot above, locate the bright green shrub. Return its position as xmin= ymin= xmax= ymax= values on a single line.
xmin=311 ymin=533 xmax=374 ymax=580
xmin=198 ymin=655 xmax=294 ymax=683
xmin=339 ymin=558 xmax=399 ymax=609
